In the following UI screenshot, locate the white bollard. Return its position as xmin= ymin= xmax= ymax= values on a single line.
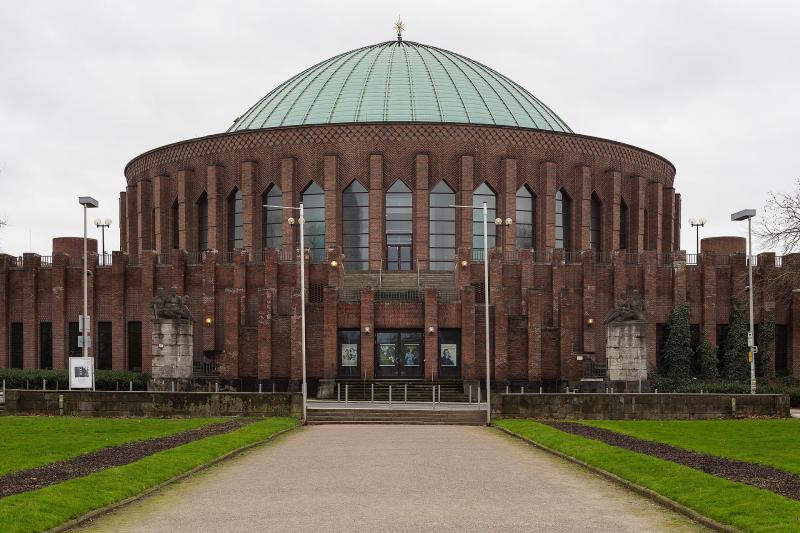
xmin=215 ymin=382 xmax=219 ymax=393
xmin=337 ymin=383 xmax=341 ymax=402
xmin=389 ymin=385 xmax=392 ymax=406
xmin=43 ymin=379 xmax=46 ymax=391
xmin=478 ymin=387 xmax=481 ymax=404
xmin=539 ymin=386 xmax=543 ymax=394
xmin=345 ymin=384 xmax=349 ymax=405
xmin=171 ymin=381 xmax=175 ymax=392
xmin=404 ymin=384 xmax=407 ymax=403
xmin=371 ymin=383 xmax=374 ymax=402
xmin=259 ymin=383 xmax=263 ymax=393
xmin=505 ymin=385 xmax=510 ymax=394
xmin=129 ymin=380 xmax=133 ymax=392
xmin=521 ymin=386 xmax=525 ymax=394
xmin=469 ymin=385 xmax=472 ymax=403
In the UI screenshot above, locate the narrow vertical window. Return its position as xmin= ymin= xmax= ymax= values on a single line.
xmin=429 ymin=181 xmax=456 ymax=270
xmin=197 ymin=192 xmax=208 ymax=251
xmin=619 ymin=199 xmax=629 ymax=250
xmin=515 ymin=186 xmax=535 ymax=249
xmin=473 ymin=183 xmax=497 ymax=251
xmin=10 ymin=322 xmax=23 ymax=368
xmin=127 ymin=321 xmax=142 ymax=372
xmin=555 ymin=189 xmax=571 ymax=251
xmin=171 ymin=200 xmax=179 ymax=250
xmin=39 ymin=322 xmax=52 ymax=369
xmin=590 ymin=193 xmax=602 ymax=252
xmin=643 ymin=208 xmax=650 ymax=250
xmin=98 ymin=321 xmax=112 ymax=370
xmin=302 ymin=182 xmax=325 ymax=262
xmin=342 ymin=181 xmax=369 ymax=270
xmin=227 ymin=188 xmax=243 ymax=252
xmin=262 ymin=185 xmax=283 ymax=249
xmin=385 ymin=180 xmax=413 ymax=271
xmin=68 ymin=322 xmax=80 ymax=357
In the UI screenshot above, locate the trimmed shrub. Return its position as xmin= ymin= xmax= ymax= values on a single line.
xmin=659 ymin=304 xmax=693 ymax=382
xmin=0 ymin=369 xmax=149 ymax=391
xmin=720 ymin=298 xmax=750 ymax=380
xmin=693 ymin=328 xmax=719 ymax=380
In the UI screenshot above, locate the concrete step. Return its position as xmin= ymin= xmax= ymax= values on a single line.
xmin=306 ymin=408 xmax=486 ymax=425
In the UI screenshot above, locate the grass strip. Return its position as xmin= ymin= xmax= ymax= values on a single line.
xmin=0 ymin=416 xmax=222 ymax=475
xmin=495 ymin=419 xmax=800 ymax=533
xmin=580 ymin=419 xmax=800 ymax=475
xmin=0 ymin=417 xmax=298 ymax=533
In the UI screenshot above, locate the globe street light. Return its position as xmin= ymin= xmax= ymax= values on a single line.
xmin=78 ymin=197 xmax=99 ymax=360
xmin=731 ymin=209 xmax=757 ymax=394
xmin=264 ymin=201 xmax=308 ymax=422
xmin=688 ymin=217 xmax=706 ymax=256
xmin=451 ymin=202 xmax=511 ymax=425
xmin=94 ymin=218 xmax=112 ymax=265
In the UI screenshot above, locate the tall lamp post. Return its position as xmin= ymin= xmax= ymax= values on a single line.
xmin=451 ymin=201 xmax=511 ymax=425
xmin=264 ymin=201 xmax=308 ymax=422
xmin=688 ymin=217 xmax=706 ymax=255
xmin=78 ymin=197 xmax=99 ymax=359
xmin=731 ymin=209 xmax=757 ymax=394
xmin=94 ymin=218 xmax=112 ymax=265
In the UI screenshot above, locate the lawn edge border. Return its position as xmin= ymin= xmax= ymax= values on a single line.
xmin=46 ymin=421 xmax=299 ymax=533
xmin=494 ymin=424 xmax=740 ymax=533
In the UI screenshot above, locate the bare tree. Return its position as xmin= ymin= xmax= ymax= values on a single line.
xmin=758 ymin=177 xmax=800 ymax=253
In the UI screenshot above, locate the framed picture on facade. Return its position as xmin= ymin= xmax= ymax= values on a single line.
xmin=341 ymin=343 xmax=358 ymax=367
xmin=68 ymin=357 xmax=95 ymax=389
xmin=403 ymin=344 xmax=420 ymax=366
xmin=439 ymin=344 xmax=457 ymax=367
xmin=378 ymin=344 xmax=396 ymax=366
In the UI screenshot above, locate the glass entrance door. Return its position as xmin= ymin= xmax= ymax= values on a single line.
xmin=375 ymin=330 xmax=424 ymax=378
xmin=386 ymin=242 xmax=412 ymax=270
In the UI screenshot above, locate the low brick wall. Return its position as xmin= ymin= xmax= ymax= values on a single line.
xmin=3 ymin=390 xmax=302 ymax=418
xmin=493 ymin=393 xmax=790 ymax=419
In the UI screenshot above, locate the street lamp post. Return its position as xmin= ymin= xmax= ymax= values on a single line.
xmin=451 ymin=202 xmax=511 ymax=425
xmin=688 ymin=217 xmax=706 ymax=256
xmin=94 ymin=218 xmax=112 ymax=265
xmin=731 ymin=209 xmax=757 ymax=394
xmin=265 ymin=202 xmax=307 ymax=422
xmin=78 ymin=197 xmax=99 ymax=359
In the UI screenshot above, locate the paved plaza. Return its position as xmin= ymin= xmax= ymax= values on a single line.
xmin=81 ymin=425 xmax=701 ymax=532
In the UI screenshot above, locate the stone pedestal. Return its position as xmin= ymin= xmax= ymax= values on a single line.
xmin=317 ymin=379 xmax=335 ymax=399
xmin=150 ymin=318 xmax=194 ymax=391
xmin=606 ymin=320 xmax=647 ymax=383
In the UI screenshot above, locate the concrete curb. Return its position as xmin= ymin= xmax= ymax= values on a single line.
xmin=48 ymin=422 xmax=300 ymax=533
xmin=494 ymin=425 xmax=740 ymax=533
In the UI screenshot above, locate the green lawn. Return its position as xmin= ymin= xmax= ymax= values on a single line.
xmin=0 ymin=417 xmax=298 ymax=532
xmin=582 ymin=419 xmax=800 ymax=475
xmin=495 ymin=419 xmax=800 ymax=532
xmin=0 ymin=416 xmax=222 ymax=475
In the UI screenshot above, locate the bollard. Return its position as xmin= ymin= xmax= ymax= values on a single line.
xmin=259 ymin=383 xmax=262 ymax=393
xmin=371 ymin=383 xmax=374 ymax=403
xmin=58 ymin=394 xmax=64 ymax=416
xmin=432 ymin=385 xmax=436 ymax=409
xmin=171 ymin=381 xmax=175 ymax=392
xmin=43 ymin=379 xmax=46 ymax=391
xmin=539 ymin=386 xmax=543 ymax=394
xmin=116 ymin=381 xmax=119 ymax=391
xmin=404 ymin=383 xmax=407 ymax=403
xmin=566 ymin=386 xmax=570 ymax=394
xmin=345 ymin=384 xmax=349 ymax=405
xmin=469 ymin=385 xmax=472 ymax=403
xmin=389 ymin=385 xmax=392 ymax=406
xmin=438 ymin=385 xmax=441 ymax=403
xmin=215 ymin=382 xmax=219 ymax=393
xmin=731 ymin=397 xmax=737 ymax=417
xmin=478 ymin=387 xmax=481 ymax=404
xmin=129 ymin=380 xmax=133 ymax=392
xmin=26 ymin=380 xmax=29 ymax=390
xmin=505 ymin=385 xmax=510 ymax=394
xmin=521 ymin=386 xmax=525 ymax=394
xmin=337 ymin=383 xmax=341 ymax=402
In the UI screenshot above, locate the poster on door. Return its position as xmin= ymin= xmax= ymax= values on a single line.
xmin=378 ymin=344 xmax=396 ymax=366
xmin=341 ymin=344 xmax=358 ymax=367
xmin=439 ymin=344 xmax=457 ymax=367
xmin=403 ymin=344 xmax=420 ymax=366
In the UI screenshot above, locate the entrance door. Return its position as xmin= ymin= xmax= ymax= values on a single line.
xmin=375 ymin=330 xmax=424 ymax=378
xmin=386 ymin=243 xmax=412 ymax=270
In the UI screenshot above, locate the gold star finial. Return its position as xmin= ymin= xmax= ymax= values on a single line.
xmin=394 ymin=16 xmax=404 ymax=42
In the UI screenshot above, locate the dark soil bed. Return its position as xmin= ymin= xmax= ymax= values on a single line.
xmin=0 ymin=419 xmax=250 ymax=499
xmin=543 ymin=421 xmax=800 ymax=501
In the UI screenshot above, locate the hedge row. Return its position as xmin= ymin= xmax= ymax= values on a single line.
xmin=650 ymin=375 xmax=800 ymax=407
xmin=0 ymin=368 xmax=150 ymax=391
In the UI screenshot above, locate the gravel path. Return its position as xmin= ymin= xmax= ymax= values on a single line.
xmin=545 ymin=421 xmax=800 ymax=500
xmin=80 ymin=425 xmax=701 ymax=532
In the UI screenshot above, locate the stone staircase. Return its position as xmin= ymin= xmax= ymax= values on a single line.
xmin=340 ymin=270 xmax=458 ymax=301
xmin=306 ymin=407 xmax=486 ymax=425
xmin=333 ymin=380 xmax=473 ymax=403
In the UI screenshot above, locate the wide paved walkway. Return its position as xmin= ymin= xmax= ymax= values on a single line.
xmin=81 ymin=425 xmax=701 ymax=532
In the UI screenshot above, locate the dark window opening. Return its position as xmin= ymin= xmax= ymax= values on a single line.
xmin=338 ymin=329 xmax=361 ymax=378
xmin=590 ymin=193 xmax=602 ymax=252
xmin=171 ymin=200 xmax=180 ymax=250
xmin=68 ymin=322 xmax=80 ymax=357
xmin=342 ymin=181 xmax=369 ymax=270
xmin=127 ymin=322 xmax=142 ymax=373
xmin=10 ymin=322 xmax=23 ymax=368
xmin=39 ymin=322 xmax=52 ymax=369
xmin=555 ymin=189 xmax=571 ymax=251
xmin=643 ymin=208 xmax=650 ymax=250
xmin=309 ymin=284 xmax=324 ymax=304
xmin=197 ymin=192 xmax=209 ymax=251
xmin=775 ymin=325 xmax=788 ymax=376
xmin=619 ymin=199 xmax=629 ymax=250
xmin=98 ymin=321 xmax=112 ymax=370
xmin=515 ymin=186 xmax=535 ymax=250
xmin=473 ymin=283 xmax=486 ymax=304
xmin=227 ymin=188 xmax=244 ymax=252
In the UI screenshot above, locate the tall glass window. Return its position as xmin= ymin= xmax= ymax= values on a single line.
xmin=555 ymin=189 xmax=571 ymax=251
xmin=197 ymin=192 xmax=208 ymax=251
xmin=590 ymin=193 xmax=602 ymax=252
xmin=171 ymin=200 xmax=179 ymax=250
xmin=342 ymin=181 xmax=369 ymax=270
xmin=473 ymin=183 xmax=497 ymax=250
xmin=227 ymin=188 xmax=243 ymax=252
xmin=262 ymin=185 xmax=283 ymax=249
xmin=643 ymin=208 xmax=650 ymax=250
xmin=429 ymin=181 xmax=456 ymax=270
xmin=515 ymin=185 xmax=535 ymax=249
xmin=386 ymin=180 xmax=413 ymax=270
xmin=302 ymin=182 xmax=325 ymax=262
xmin=619 ymin=199 xmax=629 ymax=250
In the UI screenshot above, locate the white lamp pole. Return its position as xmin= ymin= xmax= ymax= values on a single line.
xmin=78 ymin=197 xmax=99 ymax=360
xmin=731 ymin=209 xmax=757 ymax=394
xmin=265 ymin=202 xmax=307 ymax=421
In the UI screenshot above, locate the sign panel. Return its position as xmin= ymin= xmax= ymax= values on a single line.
xmin=77 ymin=335 xmax=92 ymax=348
xmin=79 ymin=316 xmax=91 ymax=333
xmin=341 ymin=344 xmax=358 ymax=367
xmin=69 ymin=357 xmax=95 ymax=390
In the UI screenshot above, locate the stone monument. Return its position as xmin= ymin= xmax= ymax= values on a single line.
xmin=149 ymin=288 xmax=194 ymax=391
xmin=604 ymin=290 xmax=647 ymax=385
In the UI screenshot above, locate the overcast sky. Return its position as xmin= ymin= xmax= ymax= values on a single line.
xmin=1 ymin=0 xmax=798 ymax=256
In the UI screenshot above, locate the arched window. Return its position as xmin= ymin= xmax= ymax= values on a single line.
xmin=262 ymin=185 xmax=283 ymax=250
xmin=386 ymin=180 xmax=413 ymax=271
xmin=197 ymin=192 xmax=208 ymax=251
xmin=429 ymin=181 xmax=455 ymax=270
xmin=619 ymin=199 xmax=629 ymax=250
xmin=590 ymin=193 xmax=602 ymax=252
xmin=227 ymin=188 xmax=243 ymax=252
xmin=342 ymin=181 xmax=369 ymax=270
xmin=515 ymin=186 xmax=535 ymax=250
xmin=171 ymin=199 xmax=179 ymax=250
xmin=473 ymin=183 xmax=497 ymax=251
xmin=555 ymin=189 xmax=571 ymax=251
xmin=302 ymin=182 xmax=325 ymax=262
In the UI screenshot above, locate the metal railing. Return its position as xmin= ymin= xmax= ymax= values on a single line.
xmin=502 ymin=250 xmax=519 ymax=264
xmin=374 ymin=288 xmax=422 ymax=302
xmin=472 ymin=248 xmax=485 ymax=263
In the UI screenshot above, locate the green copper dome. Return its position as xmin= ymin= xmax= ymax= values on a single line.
xmin=228 ymin=40 xmax=572 ymax=133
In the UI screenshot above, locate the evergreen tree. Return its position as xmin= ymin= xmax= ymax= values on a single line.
xmin=720 ymin=298 xmax=750 ymax=380
xmin=757 ymin=315 xmax=775 ymax=378
xmin=660 ymin=303 xmax=693 ymax=382
xmin=693 ymin=328 xmax=718 ymax=380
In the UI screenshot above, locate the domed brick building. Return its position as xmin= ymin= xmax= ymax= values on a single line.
xmin=0 ymin=37 xmax=796 ymax=389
